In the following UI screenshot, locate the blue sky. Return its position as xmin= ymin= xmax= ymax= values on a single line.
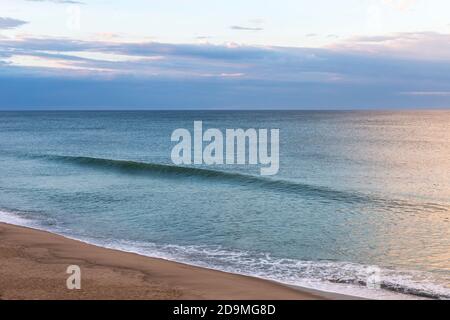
xmin=1 ymin=0 xmax=450 ymax=109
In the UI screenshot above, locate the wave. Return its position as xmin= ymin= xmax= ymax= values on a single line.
xmin=103 ymin=240 xmax=449 ymax=300
xmin=0 ymin=209 xmax=35 ymax=227
xmin=0 ymin=208 xmax=448 ymax=300
xmin=34 ymin=154 xmax=373 ymax=204
xmin=32 ymin=154 xmax=448 ymax=213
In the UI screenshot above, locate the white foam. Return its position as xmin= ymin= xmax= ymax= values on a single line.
xmin=1 ymin=211 xmax=448 ymax=300
xmin=0 ymin=209 xmax=34 ymax=227
xmin=75 ymin=238 xmax=449 ymax=300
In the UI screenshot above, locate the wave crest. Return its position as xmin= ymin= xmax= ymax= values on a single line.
xmin=38 ymin=155 xmax=449 ymax=213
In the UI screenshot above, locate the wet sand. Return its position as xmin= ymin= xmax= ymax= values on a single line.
xmin=0 ymin=222 xmax=326 ymax=300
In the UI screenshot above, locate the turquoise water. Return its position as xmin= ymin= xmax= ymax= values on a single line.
xmin=0 ymin=111 xmax=449 ymax=299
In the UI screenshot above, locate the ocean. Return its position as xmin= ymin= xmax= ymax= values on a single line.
xmin=0 ymin=110 xmax=448 ymax=299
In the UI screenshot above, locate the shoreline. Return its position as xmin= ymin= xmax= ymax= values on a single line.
xmin=0 ymin=222 xmax=342 ymax=300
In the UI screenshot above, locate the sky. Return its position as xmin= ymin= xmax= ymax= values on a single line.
xmin=1 ymin=0 xmax=450 ymax=109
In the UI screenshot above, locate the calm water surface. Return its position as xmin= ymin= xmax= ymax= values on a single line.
xmin=0 ymin=111 xmax=448 ymax=299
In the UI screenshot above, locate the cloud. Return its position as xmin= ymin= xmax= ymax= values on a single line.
xmin=196 ymin=36 xmax=212 ymax=40
xmin=330 ymin=32 xmax=450 ymax=61
xmin=2 ymin=74 xmax=449 ymax=109
xmin=230 ymin=26 xmax=264 ymax=31
xmin=401 ymin=91 xmax=450 ymax=96
xmin=2 ymin=35 xmax=450 ymax=80
xmin=0 ymin=17 xmax=28 ymax=30
xmin=0 ymin=37 xmax=277 ymax=62
xmin=219 ymin=73 xmax=245 ymax=77
xmin=1 ymin=34 xmax=450 ymax=109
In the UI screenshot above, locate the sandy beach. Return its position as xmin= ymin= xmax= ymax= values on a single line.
xmin=0 ymin=222 xmax=325 ymax=300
